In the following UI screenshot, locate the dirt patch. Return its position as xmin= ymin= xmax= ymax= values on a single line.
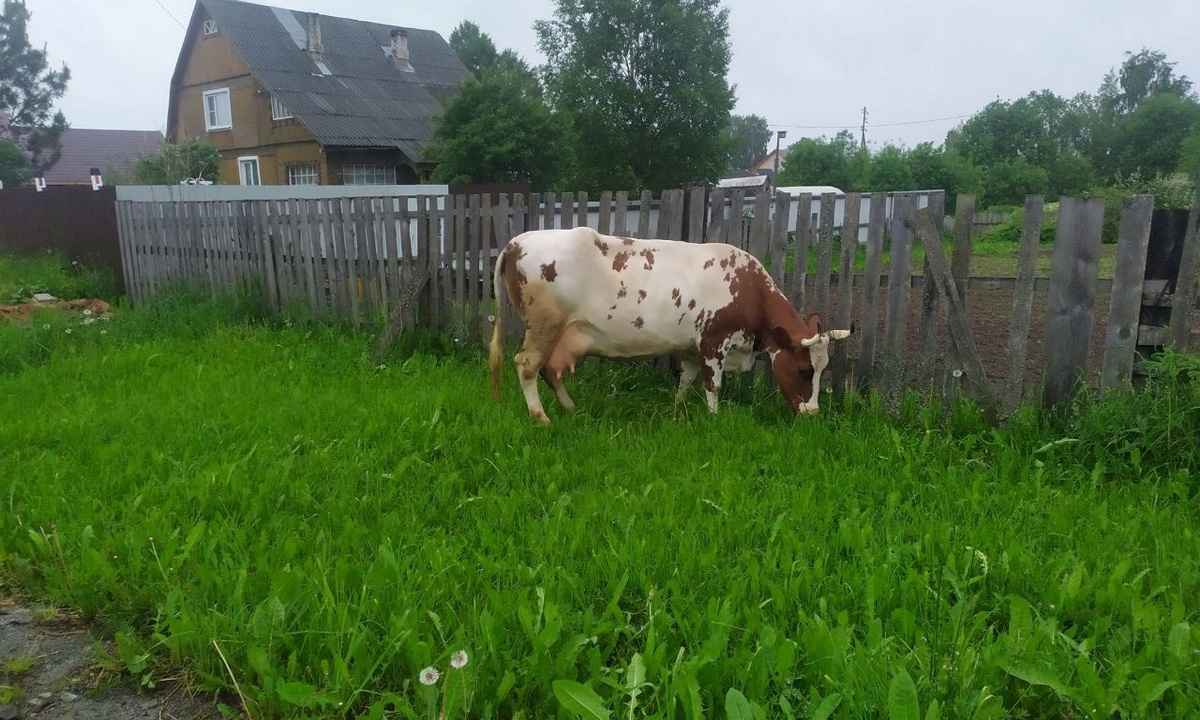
xmin=0 ymin=598 xmax=226 ymax=720
xmin=0 ymin=296 xmax=112 ymax=325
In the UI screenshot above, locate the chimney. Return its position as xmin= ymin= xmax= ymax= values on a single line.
xmin=390 ymin=28 xmax=409 ymax=64
xmin=306 ymin=13 xmax=324 ymax=61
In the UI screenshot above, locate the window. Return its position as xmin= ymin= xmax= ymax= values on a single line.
xmin=238 ymin=156 xmax=261 ymax=186
xmin=203 ymin=88 xmax=231 ymax=131
xmin=202 ymin=19 xmax=218 ymax=35
xmin=343 ymin=164 xmax=396 ymax=185
xmin=271 ymin=94 xmax=293 ymax=121
xmin=288 ymin=165 xmax=318 ymax=185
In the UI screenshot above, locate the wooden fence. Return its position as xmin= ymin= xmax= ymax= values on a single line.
xmin=0 ymin=185 xmax=124 ymax=280
xmin=114 ymin=185 xmax=1200 ymax=411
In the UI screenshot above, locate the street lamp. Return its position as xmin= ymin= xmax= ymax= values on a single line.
xmin=773 ymin=130 xmax=787 ymax=178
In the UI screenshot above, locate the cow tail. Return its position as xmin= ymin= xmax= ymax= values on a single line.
xmin=489 ymin=247 xmax=507 ymax=403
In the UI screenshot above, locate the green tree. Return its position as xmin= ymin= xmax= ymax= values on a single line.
xmin=1098 ymin=47 xmax=1194 ymax=117
xmin=727 ymin=114 xmax=771 ymax=173
xmin=427 ymin=63 xmax=567 ymax=190
xmin=775 ymin=130 xmax=862 ymax=189
xmin=862 ymin=144 xmax=914 ymax=191
xmin=448 ymin=21 xmax=499 ymax=80
xmin=0 ymin=0 xmax=69 ymax=182
xmin=1109 ymin=92 xmax=1200 ymax=179
xmin=536 ymin=0 xmax=735 ymax=191
xmin=133 ymin=137 xmax=220 ymax=184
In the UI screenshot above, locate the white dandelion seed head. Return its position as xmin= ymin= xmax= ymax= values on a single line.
xmin=419 ymin=667 xmax=440 ymax=685
xmin=43 ymin=324 xmax=51 ymax=330
xmin=64 ymin=328 xmax=72 ymax=334
xmin=83 ymin=309 xmax=93 ymax=316
xmin=100 ymin=330 xmax=107 ymax=335
xmin=450 ymin=650 xmax=469 ymax=669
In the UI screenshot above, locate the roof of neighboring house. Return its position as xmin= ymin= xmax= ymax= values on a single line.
xmin=172 ymin=0 xmax=470 ymax=161
xmin=41 ymin=128 xmax=165 ymax=184
xmin=716 ymin=175 xmax=770 ymax=189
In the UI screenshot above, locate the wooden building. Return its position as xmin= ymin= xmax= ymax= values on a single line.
xmin=166 ymin=0 xmax=470 ymax=186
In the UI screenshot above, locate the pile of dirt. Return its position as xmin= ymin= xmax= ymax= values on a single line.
xmin=0 ymin=598 xmax=225 ymax=720
xmin=0 ymin=295 xmax=112 ymax=324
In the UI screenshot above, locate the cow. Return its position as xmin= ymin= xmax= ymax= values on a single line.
xmin=488 ymin=227 xmax=852 ymax=424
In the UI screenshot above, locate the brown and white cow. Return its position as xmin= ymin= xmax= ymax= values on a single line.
xmin=488 ymin=227 xmax=851 ymax=424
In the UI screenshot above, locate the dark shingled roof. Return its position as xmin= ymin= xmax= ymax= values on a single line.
xmin=42 ymin=128 xmax=165 ymax=184
xmin=198 ymin=0 xmax=469 ymax=160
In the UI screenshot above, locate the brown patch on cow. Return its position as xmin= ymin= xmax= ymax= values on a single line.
xmin=612 ymin=251 xmax=634 ymax=272
xmin=633 ymin=317 xmax=645 ymax=329
xmin=638 ymin=289 xmax=647 ymax=304
xmin=620 ymin=236 xmax=635 ymax=246
xmin=640 ymin=249 xmax=656 ymax=270
xmin=688 ymin=299 xmax=696 ymax=310
xmin=610 ymin=303 xmax=618 ymax=311
xmin=672 ymin=288 xmax=682 ymax=307
xmin=617 ymin=282 xmax=628 ymax=299
xmin=500 ymin=243 xmax=530 ymax=311
xmin=540 ymin=261 xmax=558 ymax=282
xmin=608 ymin=314 xmax=613 ymax=320
xmin=703 ymin=258 xmax=715 ymax=269
xmin=594 ymin=237 xmax=610 ymax=256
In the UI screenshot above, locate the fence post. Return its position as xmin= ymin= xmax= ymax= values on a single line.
xmin=1002 ymin=196 xmax=1045 ymax=413
xmin=831 ymin=192 xmax=860 ymax=403
xmin=1101 ymin=195 xmax=1154 ymax=390
xmin=1042 ymin=196 xmax=1105 ymax=408
xmin=1169 ymin=182 xmax=1200 ymax=351
xmin=854 ymin=194 xmax=887 ymax=390
xmin=881 ymin=194 xmax=917 ymax=409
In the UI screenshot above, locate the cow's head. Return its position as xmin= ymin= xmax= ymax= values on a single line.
xmin=768 ymin=312 xmax=853 ymax=415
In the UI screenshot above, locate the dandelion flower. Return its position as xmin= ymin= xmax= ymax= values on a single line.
xmin=65 ymin=328 xmax=72 ymax=334
xmin=419 ymin=667 xmax=440 ymax=686
xmin=43 ymin=324 xmax=51 ymax=330
xmin=100 ymin=330 xmax=108 ymax=336
xmin=450 ymin=650 xmax=469 ymax=669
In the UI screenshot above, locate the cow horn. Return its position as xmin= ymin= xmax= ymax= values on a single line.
xmin=829 ymin=328 xmax=852 ymax=340
xmin=800 ymin=333 xmax=821 ymax=348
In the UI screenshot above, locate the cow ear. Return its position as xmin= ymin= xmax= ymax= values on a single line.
xmin=772 ymin=325 xmax=795 ymax=350
xmin=806 ymin=312 xmax=823 ymax=333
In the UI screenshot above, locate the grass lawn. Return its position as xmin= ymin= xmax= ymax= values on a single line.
xmin=1 ymin=254 xmax=1197 ymax=719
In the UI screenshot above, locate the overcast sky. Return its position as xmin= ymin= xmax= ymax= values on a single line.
xmin=26 ymin=0 xmax=1200 ymax=151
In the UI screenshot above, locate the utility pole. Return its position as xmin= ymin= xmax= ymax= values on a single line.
xmin=773 ymin=129 xmax=787 ymax=178
xmin=860 ymin=107 xmax=868 ymax=150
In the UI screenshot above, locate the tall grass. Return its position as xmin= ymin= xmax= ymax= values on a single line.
xmin=0 ymin=283 xmax=1197 ymax=719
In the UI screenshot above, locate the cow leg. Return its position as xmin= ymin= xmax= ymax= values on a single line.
xmin=700 ymin=352 xmax=727 ymax=413
xmin=513 ymin=319 xmax=566 ymax=425
xmin=676 ymin=356 xmax=700 ymax=402
xmin=540 ymin=367 xmax=576 ymax=412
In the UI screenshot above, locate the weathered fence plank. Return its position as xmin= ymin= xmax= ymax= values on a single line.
xmin=1042 ymin=196 xmax=1105 ymax=407
xmin=1003 ymin=196 xmax=1045 ymax=413
xmin=1170 ymin=182 xmax=1200 ymax=351
xmin=831 ymin=193 xmax=860 ymax=401
xmin=787 ymin=192 xmax=813 ymax=309
xmin=881 ymin=194 xmax=917 ymax=406
xmin=637 ymin=190 xmax=652 ymax=239
xmin=613 ymin=191 xmax=628 ymax=236
xmin=814 ymin=193 xmax=836 ymax=317
xmin=854 ymin=195 xmax=887 ymax=389
xmin=1101 ymin=195 xmax=1154 ymax=390
xmin=915 ymin=191 xmax=946 ymax=392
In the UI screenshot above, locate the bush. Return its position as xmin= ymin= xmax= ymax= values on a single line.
xmin=972 ymin=202 xmax=1059 ymax=245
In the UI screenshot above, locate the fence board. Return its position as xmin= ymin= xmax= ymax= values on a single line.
xmin=747 ymin=190 xmax=770 ymax=259
xmin=1042 ymin=196 xmax=1105 ymax=407
xmin=455 ymin=195 xmax=469 ymax=334
xmin=952 ymin=194 xmax=975 ymax=305
xmin=1170 ymin=183 xmax=1200 ymax=350
xmin=576 ymin=191 xmax=589 ymax=230
xmin=470 ymin=195 xmax=487 ymax=341
xmin=831 ymin=193 xmax=860 ymax=401
xmin=598 ymin=191 xmax=612 ymax=235
xmin=706 ymin=188 xmax=726 ymax=244
xmin=560 ymin=192 xmax=575 ymax=230
xmin=688 ymin=187 xmax=706 ymax=244
xmin=613 ymin=191 xmax=629 ymax=236
xmin=881 ymin=194 xmax=917 ymax=406
xmin=1003 ymin=196 xmax=1044 ymax=412
xmin=915 ymin=191 xmax=946 ymax=392
xmin=542 ymin=192 xmax=555 ymax=232
xmin=787 ymin=192 xmax=813 ymax=309
xmin=1100 ymin=195 xmax=1154 ymax=390
xmin=854 ymin=195 xmax=887 ymax=388
xmin=768 ymin=190 xmax=791 ymax=284
xmin=727 ymin=191 xmax=745 ymax=249
xmin=814 ymin=193 xmax=836 ymax=316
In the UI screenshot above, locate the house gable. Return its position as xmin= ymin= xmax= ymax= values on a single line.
xmin=168 ymin=0 xmax=469 ymax=186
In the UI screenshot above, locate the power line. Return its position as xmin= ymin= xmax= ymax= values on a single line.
xmin=772 ymin=112 xmax=975 ymax=132
xmin=150 ymin=0 xmax=187 ymax=29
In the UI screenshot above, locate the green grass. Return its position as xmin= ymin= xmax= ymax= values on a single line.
xmin=0 ymin=265 xmax=1198 ymax=718
xmin=0 ymin=251 xmax=121 ymax=304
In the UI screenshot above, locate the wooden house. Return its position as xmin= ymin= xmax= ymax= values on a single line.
xmin=166 ymin=0 xmax=470 ymax=186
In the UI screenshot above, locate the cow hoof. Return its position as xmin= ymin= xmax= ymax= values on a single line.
xmin=532 ymin=412 xmax=551 ymax=426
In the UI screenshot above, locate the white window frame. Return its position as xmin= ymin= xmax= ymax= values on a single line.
xmin=343 ymin=164 xmax=396 ymax=185
xmin=203 ymin=88 xmax=232 ymax=131
xmin=202 ymin=19 xmax=218 ymax=35
xmin=238 ymin=156 xmax=261 ymax=186
xmin=271 ymin=94 xmax=293 ymax=121
xmin=288 ymin=165 xmax=318 ymax=185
